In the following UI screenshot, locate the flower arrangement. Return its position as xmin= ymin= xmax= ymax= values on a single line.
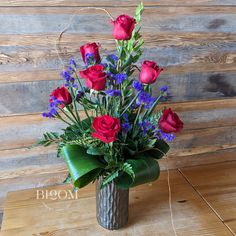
xmin=38 ymin=3 xmax=183 ymax=191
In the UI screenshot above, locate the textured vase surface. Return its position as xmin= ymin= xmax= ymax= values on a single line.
xmin=96 ymin=176 xmax=129 ymax=230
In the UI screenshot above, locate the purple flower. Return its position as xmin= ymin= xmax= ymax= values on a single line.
xmin=160 ymin=85 xmax=169 ymax=101
xmin=121 ymin=114 xmax=131 ymax=133
xmin=139 ymin=119 xmax=155 ymax=135
xmin=137 ymin=92 xmax=155 ymax=109
xmin=47 ymin=113 xmax=53 ymax=118
xmin=76 ymin=90 xmax=84 ymax=100
xmin=42 ymin=96 xmax=62 ymax=119
xmin=60 ymin=70 xmax=74 ymax=85
xmin=42 ymin=112 xmax=48 ymax=118
xmin=50 ymin=108 xmax=58 ymax=115
xmin=42 ymin=108 xmax=58 ymax=119
xmin=69 ymin=57 xmax=76 ymax=67
xmin=102 ymin=63 xmax=108 ymax=68
xmin=60 ymin=70 xmax=70 ymax=80
xmin=108 ymin=54 xmax=119 ymax=62
xmin=115 ymin=73 xmax=127 ymax=85
xmin=85 ymin=53 xmax=95 ymax=66
xmin=160 ymin=85 xmax=168 ymax=93
xmin=106 ymin=89 xmax=121 ymax=96
xmin=133 ymin=81 xmax=143 ymax=92
xmin=154 ymin=129 xmax=175 ymax=142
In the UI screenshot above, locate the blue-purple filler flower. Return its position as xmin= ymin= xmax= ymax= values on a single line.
xmin=132 ymin=80 xmax=143 ymax=92
xmin=115 ymin=73 xmax=127 ymax=85
xmin=160 ymin=85 xmax=168 ymax=93
xmin=85 ymin=53 xmax=95 ymax=66
xmin=137 ymin=92 xmax=155 ymax=109
xmin=106 ymin=90 xmax=121 ymax=97
xmin=121 ymin=114 xmax=131 ymax=133
xmin=76 ymin=90 xmax=85 ymax=100
xmin=154 ymin=129 xmax=175 ymax=142
xmin=42 ymin=96 xmax=61 ymax=118
xmin=60 ymin=70 xmax=75 ymax=87
xmin=139 ymin=119 xmax=155 ymax=135
xmin=160 ymin=85 xmax=169 ymax=101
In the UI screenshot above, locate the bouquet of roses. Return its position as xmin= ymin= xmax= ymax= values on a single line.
xmin=38 ymin=3 xmax=183 ymax=190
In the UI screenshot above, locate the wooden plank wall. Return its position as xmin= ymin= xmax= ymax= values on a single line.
xmin=0 ymin=0 xmax=236 ymax=218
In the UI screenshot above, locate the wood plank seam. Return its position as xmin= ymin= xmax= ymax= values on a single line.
xmin=0 ymin=5 xmax=236 ymax=8
xmin=178 ymin=168 xmax=236 ymax=236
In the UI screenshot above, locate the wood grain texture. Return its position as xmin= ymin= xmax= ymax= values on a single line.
xmin=181 ymin=161 xmax=236 ymax=234
xmin=1 ymin=32 xmax=235 ymax=83
xmin=0 ymin=6 xmax=235 ymax=114
xmin=0 ymin=2 xmax=236 ymax=228
xmin=1 ymin=71 xmax=236 ymax=114
xmin=1 ymin=98 xmax=236 ymax=149
xmin=0 ymin=169 xmax=67 ymax=210
xmin=0 ymin=7 xmax=234 ymax=30
xmin=0 ymin=0 xmax=235 ymax=7
xmin=1 ymin=170 xmax=233 ymax=236
xmin=0 ymin=98 xmax=236 ymax=213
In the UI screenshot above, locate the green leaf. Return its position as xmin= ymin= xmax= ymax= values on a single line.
xmin=62 ymin=144 xmax=105 ymax=188
xmin=155 ymin=139 xmax=170 ymax=155
xmin=81 ymin=117 xmax=93 ymax=130
xmin=33 ymin=131 xmax=61 ymax=148
xmin=87 ymin=146 xmax=104 ymax=156
xmin=135 ymin=2 xmax=144 ymax=24
xmin=81 ymin=98 xmax=98 ymax=110
xmin=101 ymin=170 xmax=119 ymax=188
xmin=120 ymin=162 xmax=135 ymax=179
xmin=139 ymin=149 xmax=164 ymax=160
xmin=140 ymin=140 xmax=170 ymax=159
xmin=116 ymin=157 xmax=160 ymax=189
xmin=63 ymin=173 xmax=72 ymax=184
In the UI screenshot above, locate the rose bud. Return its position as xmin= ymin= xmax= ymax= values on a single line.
xmin=139 ymin=61 xmax=163 ymax=84
xmin=80 ymin=42 xmax=101 ymax=64
xmin=159 ymin=108 xmax=184 ymax=133
xmin=50 ymin=86 xmax=72 ymax=108
xmin=79 ymin=65 xmax=106 ymax=91
xmin=112 ymin=15 xmax=136 ymax=40
xmin=92 ymin=115 xmax=121 ymax=143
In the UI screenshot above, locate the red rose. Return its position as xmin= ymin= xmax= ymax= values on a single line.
xmin=112 ymin=15 xmax=136 ymax=40
xmin=159 ymin=108 xmax=183 ymax=133
xmin=92 ymin=115 xmax=121 ymax=143
xmin=50 ymin=86 xmax=72 ymax=108
xmin=80 ymin=42 xmax=100 ymax=64
xmin=139 ymin=61 xmax=163 ymax=84
xmin=80 ymin=65 xmax=106 ymax=91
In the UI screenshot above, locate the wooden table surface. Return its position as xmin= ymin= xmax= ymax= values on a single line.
xmin=1 ymin=161 xmax=236 ymax=236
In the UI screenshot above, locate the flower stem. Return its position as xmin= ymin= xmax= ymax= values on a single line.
xmin=74 ymin=70 xmax=86 ymax=95
xmin=59 ymin=107 xmax=78 ymax=124
xmin=133 ymin=104 xmax=142 ymax=131
xmin=143 ymin=94 xmax=162 ymax=118
xmin=120 ymin=91 xmax=140 ymax=117
xmin=70 ymin=87 xmax=81 ymax=123
xmin=56 ymin=113 xmax=72 ymax=126
xmin=97 ymin=93 xmax=103 ymax=115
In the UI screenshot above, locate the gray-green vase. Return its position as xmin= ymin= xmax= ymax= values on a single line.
xmin=96 ymin=176 xmax=129 ymax=230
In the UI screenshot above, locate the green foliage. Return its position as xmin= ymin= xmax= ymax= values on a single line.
xmin=87 ymin=146 xmax=104 ymax=156
xmin=100 ymin=170 xmax=120 ymax=188
xmin=35 ymin=3 xmax=175 ymax=190
xmin=116 ymin=157 xmax=160 ymax=189
xmin=120 ymin=162 xmax=135 ymax=180
xmin=62 ymin=145 xmax=105 ymax=188
xmin=135 ymin=2 xmax=144 ymax=24
xmin=63 ymin=173 xmax=72 ymax=184
xmin=35 ymin=132 xmax=61 ymax=147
